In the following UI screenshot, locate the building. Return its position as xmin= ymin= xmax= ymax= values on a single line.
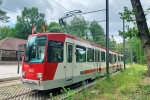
xmin=0 ymin=37 xmax=27 ymax=62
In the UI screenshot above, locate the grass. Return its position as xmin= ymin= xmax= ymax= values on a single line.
xmin=66 ymin=64 xmax=150 ymax=100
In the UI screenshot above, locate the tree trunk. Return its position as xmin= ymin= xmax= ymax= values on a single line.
xmin=130 ymin=0 xmax=150 ymax=74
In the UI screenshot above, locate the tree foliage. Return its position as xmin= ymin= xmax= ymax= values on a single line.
xmin=68 ymin=16 xmax=89 ymax=39
xmin=47 ymin=22 xmax=63 ymax=33
xmin=89 ymin=20 xmax=105 ymax=46
xmin=0 ymin=26 xmax=17 ymax=40
xmin=118 ymin=0 xmax=150 ymax=74
xmin=130 ymin=37 xmax=146 ymax=64
xmin=67 ymin=17 xmax=107 ymax=47
xmin=0 ymin=0 xmax=10 ymax=23
xmin=15 ymin=7 xmax=46 ymax=39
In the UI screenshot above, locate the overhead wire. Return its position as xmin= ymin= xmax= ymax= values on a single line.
xmin=51 ymin=0 xmax=68 ymax=11
xmin=51 ymin=0 xmax=86 ymax=20
xmin=83 ymin=9 xmax=106 ymax=14
xmin=84 ymin=0 xmax=95 ymax=13
xmin=0 ymin=5 xmax=21 ymax=14
xmin=74 ymin=0 xmax=87 ymax=9
xmin=51 ymin=9 xmax=106 ymax=21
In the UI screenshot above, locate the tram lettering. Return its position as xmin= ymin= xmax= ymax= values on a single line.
xmin=29 ymin=68 xmax=34 ymax=72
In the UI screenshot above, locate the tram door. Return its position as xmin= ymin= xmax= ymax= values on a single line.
xmin=66 ymin=43 xmax=74 ymax=85
xmin=95 ymin=50 xmax=100 ymax=73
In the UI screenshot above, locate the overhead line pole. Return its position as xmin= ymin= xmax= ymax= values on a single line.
xmin=106 ymin=0 xmax=109 ymax=74
xmin=130 ymin=37 xmax=133 ymax=65
xmin=123 ymin=19 xmax=126 ymax=69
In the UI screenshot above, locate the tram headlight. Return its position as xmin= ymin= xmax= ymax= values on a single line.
xmin=37 ymin=73 xmax=42 ymax=79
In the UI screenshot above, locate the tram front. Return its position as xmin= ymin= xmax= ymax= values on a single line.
xmin=21 ymin=35 xmax=47 ymax=90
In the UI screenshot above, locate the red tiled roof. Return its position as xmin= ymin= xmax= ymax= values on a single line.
xmin=0 ymin=37 xmax=27 ymax=51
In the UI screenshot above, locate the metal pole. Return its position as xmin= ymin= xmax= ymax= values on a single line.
xmin=0 ymin=50 xmax=2 ymax=62
xmin=123 ymin=20 xmax=126 ymax=69
xmin=17 ymin=44 xmax=20 ymax=74
xmin=106 ymin=0 xmax=109 ymax=74
xmin=130 ymin=37 xmax=133 ymax=64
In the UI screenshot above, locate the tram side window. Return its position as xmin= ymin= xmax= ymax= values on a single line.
xmin=95 ymin=50 xmax=97 ymax=62
xmin=121 ymin=56 xmax=123 ymax=62
xmin=76 ymin=45 xmax=86 ymax=62
xmin=119 ymin=56 xmax=121 ymax=62
xmin=109 ymin=53 xmax=113 ymax=64
xmin=87 ymin=48 xmax=94 ymax=62
xmin=101 ymin=51 xmax=105 ymax=62
xmin=98 ymin=51 xmax=100 ymax=62
xmin=114 ymin=54 xmax=116 ymax=63
xmin=48 ymin=40 xmax=63 ymax=62
xmin=95 ymin=50 xmax=100 ymax=62
xmin=68 ymin=45 xmax=73 ymax=63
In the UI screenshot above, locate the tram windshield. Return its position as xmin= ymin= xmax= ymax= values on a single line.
xmin=24 ymin=36 xmax=47 ymax=63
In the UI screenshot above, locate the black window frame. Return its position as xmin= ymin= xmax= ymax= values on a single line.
xmin=98 ymin=51 xmax=100 ymax=62
xmin=101 ymin=51 xmax=105 ymax=62
xmin=114 ymin=54 xmax=116 ymax=63
xmin=87 ymin=48 xmax=94 ymax=62
xmin=76 ymin=45 xmax=86 ymax=62
xmin=109 ymin=53 xmax=113 ymax=64
xmin=67 ymin=44 xmax=73 ymax=63
xmin=95 ymin=50 xmax=97 ymax=62
xmin=47 ymin=40 xmax=63 ymax=63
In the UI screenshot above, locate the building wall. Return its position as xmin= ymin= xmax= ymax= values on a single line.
xmin=1 ymin=50 xmax=25 ymax=61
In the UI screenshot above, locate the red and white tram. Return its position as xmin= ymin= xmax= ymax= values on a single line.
xmin=21 ymin=32 xmax=123 ymax=90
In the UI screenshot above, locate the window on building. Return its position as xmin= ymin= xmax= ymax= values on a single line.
xmin=87 ymin=48 xmax=94 ymax=62
xmin=101 ymin=51 xmax=105 ymax=62
xmin=48 ymin=40 xmax=63 ymax=62
xmin=76 ymin=45 xmax=86 ymax=62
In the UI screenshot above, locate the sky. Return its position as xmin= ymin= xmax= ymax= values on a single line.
xmin=0 ymin=0 xmax=150 ymax=43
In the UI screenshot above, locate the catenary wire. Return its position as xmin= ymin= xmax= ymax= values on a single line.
xmin=51 ymin=0 xmax=68 ymax=11
xmin=51 ymin=0 xmax=87 ymax=20
xmin=84 ymin=0 xmax=95 ymax=13
xmin=0 ymin=5 xmax=21 ymax=14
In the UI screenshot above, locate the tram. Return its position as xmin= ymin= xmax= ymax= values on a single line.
xmin=21 ymin=31 xmax=123 ymax=90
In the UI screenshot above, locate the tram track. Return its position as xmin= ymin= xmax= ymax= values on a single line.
xmin=0 ymin=79 xmax=97 ymax=100
xmin=0 ymin=79 xmax=21 ymax=88
xmin=0 ymin=71 xmax=120 ymax=100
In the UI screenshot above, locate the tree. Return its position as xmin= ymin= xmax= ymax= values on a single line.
xmin=109 ymin=35 xmax=117 ymax=50
xmin=116 ymin=42 xmax=123 ymax=54
xmin=0 ymin=0 xmax=10 ymax=23
xmin=15 ymin=7 xmax=46 ymax=39
xmin=119 ymin=0 xmax=150 ymax=74
xmin=0 ymin=26 xmax=11 ymax=39
xmin=130 ymin=37 xmax=146 ymax=64
xmin=68 ymin=16 xmax=89 ymax=39
xmin=89 ymin=20 xmax=105 ymax=46
xmin=47 ymin=22 xmax=63 ymax=33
